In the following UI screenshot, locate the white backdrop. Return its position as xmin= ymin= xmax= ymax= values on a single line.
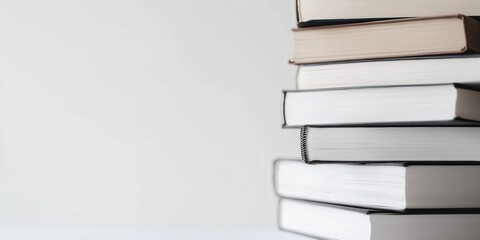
xmin=0 ymin=0 xmax=298 ymax=227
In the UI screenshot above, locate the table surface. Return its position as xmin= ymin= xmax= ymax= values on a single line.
xmin=0 ymin=226 xmax=314 ymax=240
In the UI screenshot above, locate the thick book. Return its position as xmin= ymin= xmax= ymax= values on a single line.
xmin=300 ymin=124 xmax=480 ymax=162
xmin=296 ymin=55 xmax=480 ymax=90
xmin=296 ymin=0 xmax=480 ymax=27
xmin=290 ymin=15 xmax=480 ymax=64
xmin=283 ymin=83 xmax=480 ymax=126
xmin=279 ymin=198 xmax=480 ymax=240
xmin=274 ymin=160 xmax=480 ymax=210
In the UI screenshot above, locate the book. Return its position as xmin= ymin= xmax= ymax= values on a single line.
xmin=296 ymin=55 xmax=480 ymax=90
xmin=290 ymin=15 xmax=480 ymax=64
xmin=296 ymin=0 xmax=480 ymax=27
xmin=280 ymin=198 xmax=480 ymax=240
xmin=275 ymin=160 xmax=480 ymax=210
xmin=283 ymin=83 xmax=480 ymax=126
xmin=300 ymin=124 xmax=480 ymax=162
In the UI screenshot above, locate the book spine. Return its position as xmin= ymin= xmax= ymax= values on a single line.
xmin=300 ymin=126 xmax=309 ymax=163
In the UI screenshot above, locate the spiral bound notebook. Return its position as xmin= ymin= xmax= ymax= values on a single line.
xmin=298 ymin=122 xmax=480 ymax=163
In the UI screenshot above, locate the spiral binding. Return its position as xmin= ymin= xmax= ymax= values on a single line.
xmin=296 ymin=0 xmax=302 ymax=23
xmin=300 ymin=126 xmax=309 ymax=163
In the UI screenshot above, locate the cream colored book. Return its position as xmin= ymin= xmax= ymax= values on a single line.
xmin=296 ymin=0 xmax=480 ymax=26
xmin=290 ymin=15 xmax=480 ymax=64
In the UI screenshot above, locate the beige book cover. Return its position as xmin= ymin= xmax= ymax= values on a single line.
xmin=291 ymin=15 xmax=480 ymax=64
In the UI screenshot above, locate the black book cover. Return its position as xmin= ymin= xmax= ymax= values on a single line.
xmin=297 ymin=16 xmax=480 ymax=28
xmin=297 ymin=53 xmax=480 ymax=67
xmin=281 ymin=198 xmax=480 ymax=215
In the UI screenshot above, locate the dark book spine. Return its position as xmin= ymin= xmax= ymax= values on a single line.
xmin=300 ymin=126 xmax=309 ymax=163
xmin=297 ymin=16 xmax=480 ymax=28
xmin=298 ymin=18 xmax=399 ymax=28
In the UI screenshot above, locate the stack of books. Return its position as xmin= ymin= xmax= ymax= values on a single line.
xmin=275 ymin=1 xmax=480 ymax=239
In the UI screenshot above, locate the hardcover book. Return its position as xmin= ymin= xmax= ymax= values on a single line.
xmin=296 ymin=0 xmax=480 ymax=27
xmin=290 ymin=15 xmax=480 ymax=64
xmin=296 ymin=55 xmax=480 ymax=90
xmin=283 ymin=83 xmax=480 ymax=126
xmin=280 ymin=198 xmax=480 ymax=240
xmin=275 ymin=160 xmax=480 ymax=210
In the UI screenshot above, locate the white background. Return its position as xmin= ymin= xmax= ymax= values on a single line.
xmin=0 ymin=0 xmax=298 ymax=228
